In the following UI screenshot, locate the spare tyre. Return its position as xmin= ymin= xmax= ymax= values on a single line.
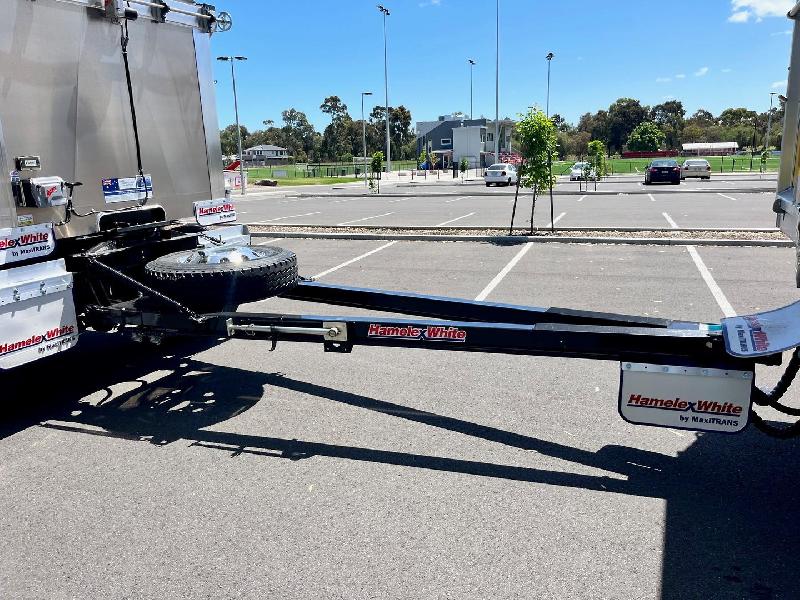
xmin=145 ymin=245 xmax=298 ymax=312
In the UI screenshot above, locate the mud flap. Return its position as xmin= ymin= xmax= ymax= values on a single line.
xmin=722 ymin=302 xmax=800 ymax=358
xmin=619 ymin=363 xmax=752 ymax=434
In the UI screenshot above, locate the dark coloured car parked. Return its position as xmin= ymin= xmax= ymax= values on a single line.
xmin=644 ymin=159 xmax=681 ymax=185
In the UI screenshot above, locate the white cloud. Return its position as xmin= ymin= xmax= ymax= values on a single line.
xmin=772 ymin=79 xmax=788 ymax=89
xmin=728 ymin=0 xmax=793 ymax=22
xmin=722 ymin=68 xmax=733 ymax=73
xmin=675 ymin=73 xmax=686 ymax=79
xmin=694 ymin=66 xmax=709 ymax=76
xmin=771 ymin=28 xmax=793 ymax=35
xmin=664 ymin=95 xmax=676 ymax=100
xmin=656 ymin=77 xmax=671 ymax=83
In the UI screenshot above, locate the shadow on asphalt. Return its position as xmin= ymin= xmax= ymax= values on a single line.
xmin=3 ymin=334 xmax=798 ymax=599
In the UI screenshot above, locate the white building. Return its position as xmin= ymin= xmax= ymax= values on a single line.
xmin=242 ymin=144 xmax=291 ymax=164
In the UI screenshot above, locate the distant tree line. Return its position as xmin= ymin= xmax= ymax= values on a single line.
xmin=219 ymin=95 xmax=416 ymax=163
xmin=550 ymin=97 xmax=785 ymax=159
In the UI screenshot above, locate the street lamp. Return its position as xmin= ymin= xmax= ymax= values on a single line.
xmin=545 ymin=52 xmax=555 ymax=231
xmin=217 ymin=55 xmax=248 ymax=196
xmin=765 ymin=91 xmax=778 ymax=152
xmin=468 ymin=59 xmax=476 ymax=120
xmin=545 ymin=52 xmax=554 ymax=117
xmin=361 ymin=91 xmax=373 ymax=188
xmin=378 ymin=5 xmax=391 ymax=174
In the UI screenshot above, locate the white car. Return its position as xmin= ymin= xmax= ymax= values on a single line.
xmin=484 ymin=163 xmax=518 ymax=186
xmin=569 ymin=162 xmax=596 ymax=181
xmin=680 ymin=159 xmax=711 ymax=180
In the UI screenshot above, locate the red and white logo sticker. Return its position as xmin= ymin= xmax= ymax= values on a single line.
xmin=367 ymin=323 xmax=467 ymax=342
xmin=0 ymin=223 xmax=56 ymax=266
xmin=194 ymin=198 xmax=237 ymax=225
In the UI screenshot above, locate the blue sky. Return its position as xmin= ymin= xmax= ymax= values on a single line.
xmin=211 ymin=0 xmax=795 ymax=132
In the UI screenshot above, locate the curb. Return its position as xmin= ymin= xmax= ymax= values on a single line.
xmin=251 ymin=231 xmax=792 ymax=247
xmin=298 ymin=187 xmax=773 ymax=198
xmin=248 ymin=223 xmax=780 ymax=233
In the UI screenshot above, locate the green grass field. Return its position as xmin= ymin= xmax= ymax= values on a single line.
xmin=553 ymin=155 xmax=780 ymax=175
xmin=246 ymin=160 xmax=417 ymax=181
xmin=252 ymin=176 xmax=360 ymax=187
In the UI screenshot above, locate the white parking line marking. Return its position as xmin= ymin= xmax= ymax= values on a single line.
xmin=263 ymin=211 xmax=321 ymax=222
xmin=388 ymin=197 xmax=411 ymax=203
xmin=662 ymin=212 xmax=678 ymax=229
xmin=648 ymin=193 xmax=656 ymax=202
xmin=685 ymin=246 xmax=736 ymax=318
xmin=313 ymin=241 xmax=397 ymax=279
xmin=336 ymin=212 xmax=394 ymax=226
xmin=475 ymin=213 xmax=565 ymax=301
xmin=577 ymin=195 xmax=587 ymax=202
xmin=436 ymin=213 xmax=476 ymax=226
xmin=445 ymin=196 xmax=470 ymax=203
xmin=255 ymin=238 xmax=284 ymax=245
xmin=717 ymin=193 xmax=737 ymax=201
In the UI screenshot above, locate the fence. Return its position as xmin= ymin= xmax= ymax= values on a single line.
xmin=245 ymin=160 xmax=418 ymax=180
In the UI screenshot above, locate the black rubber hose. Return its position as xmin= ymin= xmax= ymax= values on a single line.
xmin=749 ymin=409 xmax=800 ymax=439
xmin=752 ymin=348 xmax=800 ymax=417
xmin=120 ymin=19 xmax=147 ymax=206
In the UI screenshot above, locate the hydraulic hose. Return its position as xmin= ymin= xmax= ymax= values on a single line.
xmin=750 ymin=348 xmax=800 ymax=438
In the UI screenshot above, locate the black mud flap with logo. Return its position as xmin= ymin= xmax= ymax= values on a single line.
xmin=618 ymin=363 xmax=752 ymax=434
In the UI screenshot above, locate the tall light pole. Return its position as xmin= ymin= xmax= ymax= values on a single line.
xmin=217 ymin=55 xmax=248 ymax=196
xmin=361 ymin=91 xmax=373 ymax=188
xmin=545 ymin=52 xmax=555 ymax=231
xmin=545 ymin=52 xmax=554 ymax=117
xmin=494 ymin=0 xmax=500 ymax=163
xmin=378 ymin=5 xmax=391 ymax=174
xmin=765 ymin=91 xmax=778 ymax=151
xmin=468 ymin=59 xmax=476 ymax=120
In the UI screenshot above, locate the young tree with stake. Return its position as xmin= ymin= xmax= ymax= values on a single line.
xmin=509 ymin=109 xmax=558 ymax=234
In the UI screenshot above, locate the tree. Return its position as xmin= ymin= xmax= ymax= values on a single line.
xmin=370 ymin=151 xmax=384 ymax=193
xmin=320 ymin=96 xmax=349 ymax=121
xmin=626 ymin=121 xmax=665 ymax=152
xmin=682 ymin=123 xmax=705 ymax=143
xmin=587 ymin=140 xmax=607 ymax=183
xmin=718 ymin=107 xmax=757 ymax=128
xmin=650 ymin=100 xmax=685 ymax=149
xmin=578 ymin=110 xmax=609 ymax=147
xmin=687 ymin=109 xmax=714 ymax=127
xmin=607 ymin=98 xmax=649 ymax=154
xmin=219 ymin=124 xmax=250 ymax=157
xmin=509 ymin=109 xmax=557 ymax=234
xmin=550 ymin=113 xmax=572 ymax=132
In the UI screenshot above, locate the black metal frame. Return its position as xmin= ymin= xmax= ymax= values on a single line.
xmin=84 ymin=277 xmax=776 ymax=372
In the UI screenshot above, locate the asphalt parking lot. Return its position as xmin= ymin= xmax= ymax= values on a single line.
xmin=2 ymin=233 xmax=800 ymax=599
xmin=237 ymin=175 xmax=779 ymax=230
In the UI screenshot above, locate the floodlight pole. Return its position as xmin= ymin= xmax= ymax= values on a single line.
xmin=494 ymin=0 xmax=500 ymax=163
xmin=546 ymin=52 xmax=555 ymax=231
xmin=217 ymin=55 xmax=248 ymax=196
xmin=765 ymin=91 xmax=777 ymax=152
xmin=378 ymin=5 xmax=391 ymax=174
xmin=468 ymin=59 xmax=476 ymax=120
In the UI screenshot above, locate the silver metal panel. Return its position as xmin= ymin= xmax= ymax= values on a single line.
xmin=0 ymin=114 xmax=14 ymax=229
xmin=0 ymin=0 xmax=222 ymax=238
xmin=194 ymin=30 xmax=226 ymax=200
